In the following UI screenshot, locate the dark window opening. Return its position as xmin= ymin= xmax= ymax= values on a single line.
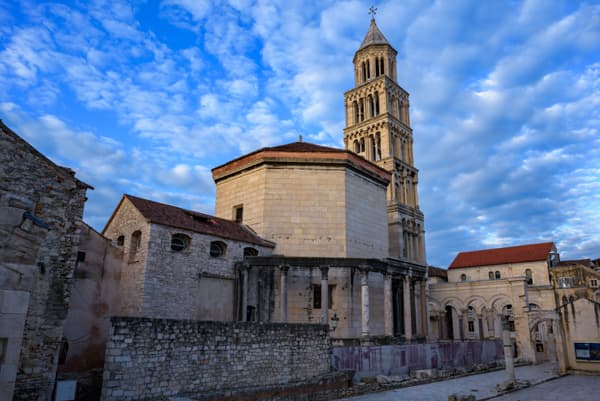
xmin=77 ymin=251 xmax=86 ymax=262
xmin=234 ymin=205 xmax=243 ymax=223
xmin=210 ymin=241 xmax=226 ymax=258
xmin=468 ymin=321 xmax=475 ymax=332
xmin=489 ymin=271 xmax=494 ymax=280
xmin=243 ymin=247 xmax=258 ymax=257
xmin=460 ymin=274 xmax=467 ymax=282
xmin=495 ymin=271 xmax=501 ymax=279
xmin=129 ymin=230 xmax=141 ymax=262
xmin=116 ymin=235 xmax=125 ymax=246
xmin=171 ymin=233 xmax=190 ymax=252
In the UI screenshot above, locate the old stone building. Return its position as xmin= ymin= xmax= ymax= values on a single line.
xmin=101 ymin=194 xmax=275 ymax=320
xmin=0 ymin=120 xmax=90 ymax=401
xmin=428 ymin=242 xmax=560 ymax=364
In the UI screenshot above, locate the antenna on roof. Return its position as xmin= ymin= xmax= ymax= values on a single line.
xmin=369 ymin=5 xmax=377 ymax=20
xmin=298 ymin=134 xmax=303 ymax=142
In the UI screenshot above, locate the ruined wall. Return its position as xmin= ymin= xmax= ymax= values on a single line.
xmin=559 ymin=298 xmax=600 ymax=373
xmin=101 ymin=318 xmax=331 ymax=401
xmin=61 ymin=224 xmax=124 ymax=373
xmin=0 ymin=121 xmax=89 ymax=401
xmin=332 ymin=340 xmax=503 ymax=379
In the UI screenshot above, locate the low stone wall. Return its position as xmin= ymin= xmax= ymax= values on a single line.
xmin=332 ymin=340 xmax=503 ymax=379
xmin=100 ymin=317 xmax=333 ymax=401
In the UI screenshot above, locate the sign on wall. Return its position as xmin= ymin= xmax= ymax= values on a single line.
xmin=574 ymin=342 xmax=600 ymax=361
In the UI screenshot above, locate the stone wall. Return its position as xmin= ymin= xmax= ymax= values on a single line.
xmin=332 ymin=340 xmax=503 ymax=380
xmin=101 ymin=318 xmax=332 ymax=401
xmin=0 ymin=121 xmax=89 ymax=401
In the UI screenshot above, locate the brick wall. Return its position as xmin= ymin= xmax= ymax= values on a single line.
xmin=101 ymin=318 xmax=332 ymax=401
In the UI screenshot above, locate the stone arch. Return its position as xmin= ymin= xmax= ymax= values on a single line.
xmin=440 ymin=296 xmax=465 ymax=313
xmin=490 ymin=294 xmax=512 ymax=313
xmin=465 ymin=295 xmax=487 ymax=314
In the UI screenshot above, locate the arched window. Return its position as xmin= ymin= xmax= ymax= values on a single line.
xmin=375 ymin=58 xmax=380 ymax=76
xmin=129 ymin=230 xmax=141 ymax=262
xmin=353 ymin=101 xmax=359 ymax=124
xmin=171 ymin=233 xmax=190 ymax=252
xmin=359 ymin=138 xmax=365 ymax=153
xmin=370 ymin=135 xmax=376 ymax=161
xmin=569 ymin=295 xmax=576 ymax=303
xmin=209 ymin=241 xmax=227 ymax=258
xmin=244 ymin=247 xmax=258 ymax=257
xmin=375 ymin=132 xmax=381 ymax=160
xmin=374 ymin=92 xmax=380 ymax=115
xmin=489 ymin=271 xmax=494 ymax=280
xmin=361 ymin=62 xmax=367 ymax=82
xmin=460 ymin=273 xmax=467 ymax=282
xmin=368 ymin=95 xmax=374 ymax=118
xmin=116 ymin=235 xmax=125 ymax=246
xmin=495 ymin=271 xmax=501 ymax=279
xmin=525 ymin=269 xmax=533 ymax=285
xmin=379 ymin=57 xmax=384 ymax=75
xmin=366 ymin=59 xmax=370 ymax=79
xmin=562 ymin=295 xmax=568 ymax=305
xmin=359 ymin=98 xmax=365 ymax=121
xmin=353 ymin=140 xmax=360 ymax=153
xmin=398 ymin=99 xmax=403 ymax=120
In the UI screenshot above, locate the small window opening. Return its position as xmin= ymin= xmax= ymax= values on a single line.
xmin=171 ymin=233 xmax=190 ymax=252
xmin=525 ymin=269 xmax=533 ymax=285
xmin=209 ymin=241 xmax=226 ymax=258
xmin=243 ymin=247 xmax=258 ymax=257
xmin=495 ymin=271 xmax=501 ymax=279
xmin=116 ymin=235 xmax=124 ymax=246
xmin=234 ymin=205 xmax=243 ymax=223
xmin=489 ymin=271 xmax=494 ymax=280
xmin=312 ymin=284 xmax=334 ymax=309
xmin=77 ymin=251 xmax=86 ymax=263
xmin=468 ymin=321 xmax=475 ymax=332
xmin=129 ymin=230 xmax=141 ymax=262
xmin=460 ymin=273 xmax=467 ymax=282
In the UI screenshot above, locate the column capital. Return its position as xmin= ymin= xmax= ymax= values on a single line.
xmin=319 ymin=266 xmax=329 ymax=279
xmin=240 ymin=262 xmax=251 ymax=272
xmin=279 ymin=264 xmax=290 ymax=273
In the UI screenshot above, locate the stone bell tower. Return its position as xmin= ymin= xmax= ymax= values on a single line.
xmin=343 ymin=16 xmax=426 ymax=265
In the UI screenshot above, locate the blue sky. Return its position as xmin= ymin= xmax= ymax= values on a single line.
xmin=1 ymin=0 xmax=599 ymax=267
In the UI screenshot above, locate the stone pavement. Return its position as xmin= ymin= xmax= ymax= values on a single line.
xmin=491 ymin=374 xmax=600 ymax=401
xmin=334 ymin=363 xmax=559 ymax=401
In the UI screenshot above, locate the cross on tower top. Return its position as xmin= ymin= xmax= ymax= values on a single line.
xmin=368 ymin=5 xmax=377 ymax=20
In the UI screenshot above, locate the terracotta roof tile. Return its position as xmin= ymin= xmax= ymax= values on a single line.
xmin=449 ymin=242 xmax=554 ymax=269
xmin=124 ymin=195 xmax=274 ymax=248
xmin=428 ymin=266 xmax=448 ymax=279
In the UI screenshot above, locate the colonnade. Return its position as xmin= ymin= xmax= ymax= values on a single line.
xmin=240 ymin=263 xmax=427 ymax=339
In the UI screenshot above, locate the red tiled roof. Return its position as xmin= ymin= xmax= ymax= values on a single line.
xmin=449 ymin=242 xmax=554 ymax=269
xmin=211 ymin=141 xmax=391 ymax=185
xmin=123 ymin=195 xmax=274 ymax=248
xmin=428 ymin=266 xmax=448 ymax=279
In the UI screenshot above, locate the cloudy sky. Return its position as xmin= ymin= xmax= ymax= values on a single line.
xmin=1 ymin=0 xmax=599 ymax=267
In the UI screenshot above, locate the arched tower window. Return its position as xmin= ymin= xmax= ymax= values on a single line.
xmin=375 ymin=132 xmax=381 ymax=160
xmin=359 ymin=138 xmax=365 ymax=153
xmin=374 ymin=92 xmax=380 ymax=115
xmin=366 ymin=59 xmax=370 ymax=79
xmin=359 ymin=98 xmax=365 ymax=121
xmin=361 ymin=62 xmax=367 ymax=82
xmin=379 ymin=57 xmax=384 ymax=75
xmin=375 ymin=58 xmax=380 ymax=76
xmin=353 ymin=140 xmax=360 ymax=153
xmin=368 ymin=95 xmax=374 ymax=118
xmin=370 ymin=135 xmax=376 ymax=161
xmin=353 ymin=101 xmax=359 ymax=124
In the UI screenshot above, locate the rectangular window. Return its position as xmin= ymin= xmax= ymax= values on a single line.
xmin=558 ymin=277 xmax=574 ymax=288
xmin=234 ymin=205 xmax=243 ymax=223
xmin=77 ymin=251 xmax=86 ymax=262
xmin=590 ymin=279 xmax=598 ymax=288
xmin=468 ymin=321 xmax=475 ymax=332
xmin=312 ymin=285 xmax=334 ymax=309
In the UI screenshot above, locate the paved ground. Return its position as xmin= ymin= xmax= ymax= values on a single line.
xmin=335 ymin=363 xmax=562 ymax=401
xmin=491 ymin=374 xmax=600 ymax=401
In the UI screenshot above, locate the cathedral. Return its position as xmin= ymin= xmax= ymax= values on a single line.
xmin=98 ymin=16 xmax=428 ymax=340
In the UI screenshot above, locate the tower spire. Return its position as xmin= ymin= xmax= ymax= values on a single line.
xmin=368 ymin=5 xmax=377 ymax=20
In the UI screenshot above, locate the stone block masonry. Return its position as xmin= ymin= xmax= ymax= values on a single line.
xmin=101 ymin=318 xmax=334 ymax=401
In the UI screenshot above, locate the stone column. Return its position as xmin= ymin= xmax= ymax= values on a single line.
xmin=360 ymin=267 xmax=370 ymax=337
xmin=502 ymin=316 xmax=515 ymax=383
xmin=320 ymin=266 xmax=329 ymax=324
xmin=241 ymin=264 xmax=250 ymax=322
xmin=414 ymin=281 xmax=421 ymax=336
xmin=420 ymin=281 xmax=428 ymax=337
xmin=280 ymin=264 xmax=289 ymax=322
xmin=384 ymin=272 xmax=393 ymax=336
xmin=403 ymin=275 xmax=412 ymax=340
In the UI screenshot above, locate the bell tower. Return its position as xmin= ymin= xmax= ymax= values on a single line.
xmin=343 ymin=16 xmax=426 ymax=265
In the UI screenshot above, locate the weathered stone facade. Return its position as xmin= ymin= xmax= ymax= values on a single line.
xmin=102 ymin=195 xmax=274 ymax=320
xmin=0 ymin=120 xmax=89 ymax=401
xmin=100 ymin=318 xmax=333 ymax=401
